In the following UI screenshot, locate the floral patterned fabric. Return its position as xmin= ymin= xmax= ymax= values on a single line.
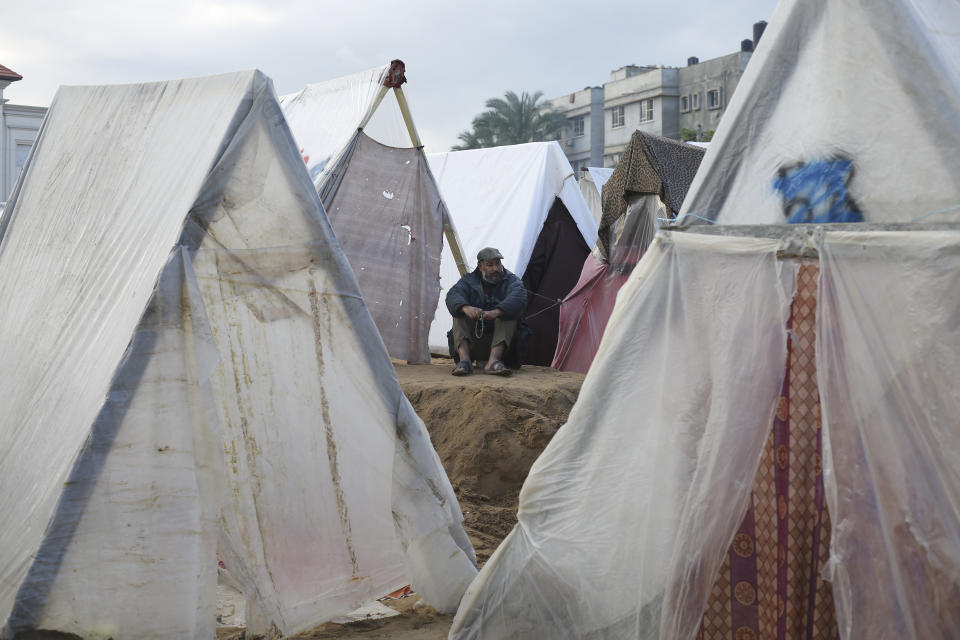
xmin=698 ymin=262 xmax=838 ymax=640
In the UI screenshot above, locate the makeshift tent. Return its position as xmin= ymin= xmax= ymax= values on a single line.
xmin=679 ymin=0 xmax=960 ymax=225
xmin=451 ymin=224 xmax=960 ymax=640
xmin=552 ymin=132 xmax=704 ymax=373
xmin=578 ymin=167 xmax=613 ymax=227
xmin=0 ymin=70 xmax=476 ymax=640
xmin=280 ymin=61 xmax=466 ymax=364
xmin=427 ymin=142 xmax=597 ymax=366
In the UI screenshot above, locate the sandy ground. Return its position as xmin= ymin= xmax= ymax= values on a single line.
xmin=256 ymin=358 xmax=586 ymax=640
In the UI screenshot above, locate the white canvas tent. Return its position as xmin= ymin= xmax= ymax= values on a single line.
xmin=451 ymin=225 xmax=960 ymax=640
xmin=679 ymin=0 xmax=960 ymax=225
xmin=427 ymin=142 xmax=598 ymax=365
xmin=0 ymin=70 xmax=476 ymax=639
xmin=280 ymin=62 xmax=464 ymax=364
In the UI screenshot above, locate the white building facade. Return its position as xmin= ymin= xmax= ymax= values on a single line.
xmin=1 ymin=64 xmax=47 ymax=206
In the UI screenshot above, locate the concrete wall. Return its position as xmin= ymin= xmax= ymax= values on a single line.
xmin=602 ymin=67 xmax=679 ymax=166
xmin=677 ymin=51 xmax=751 ymax=138
xmin=547 ymin=86 xmax=604 ymax=170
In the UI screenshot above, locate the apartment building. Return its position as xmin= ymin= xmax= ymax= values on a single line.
xmin=547 ymin=21 xmax=766 ymax=169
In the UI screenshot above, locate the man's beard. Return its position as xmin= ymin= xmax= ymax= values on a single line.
xmin=481 ymin=268 xmax=504 ymax=285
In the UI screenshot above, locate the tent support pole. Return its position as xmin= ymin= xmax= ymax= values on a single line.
xmin=444 ymin=217 xmax=470 ymax=276
xmin=390 ymin=84 xmax=467 ymax=274
xmin=393 ymin=87 xmax=423 ymax=149
xmin=358 ymin=85 xmax=389 ymax=132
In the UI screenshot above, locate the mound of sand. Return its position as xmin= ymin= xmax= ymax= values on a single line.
xmin=395 ymin=359 xmax=585 ymax=563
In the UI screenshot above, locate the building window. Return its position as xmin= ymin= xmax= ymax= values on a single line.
xmin=707 ymin=89 xmax=722 ymax=109
xmin=611 ymin=105 xmax=625 ymax=128
xmin=681 ymin=96 xmax=690 ymax=112
xmin=692 ymin=92 xmax=701 ymax=110
xmin=639 ymin=99 xmax=654 ymax=122
xmin=572 ymin=116 xmax=585 ymax=137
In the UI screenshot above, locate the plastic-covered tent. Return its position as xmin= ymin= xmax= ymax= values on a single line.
xmin=679 ymin=0 xmax=960 ymax=226
xmin=280 ymin=61 xmax=457 ymax=364
xmin=0 ymin=70 xmax=476 ymax=640
xmin=451 ymin=224 xmax=960 ymax=640
xmin=427 ymin=142 xmax=598 ymax=366
xmin=552 ymin=131 xmax=704 ymax=373
xmin=578 ymin=167 xmax=613 ymax=227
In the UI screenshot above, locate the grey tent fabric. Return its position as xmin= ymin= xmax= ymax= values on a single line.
xmin=318 ymin=131 xmax=445 ymax=363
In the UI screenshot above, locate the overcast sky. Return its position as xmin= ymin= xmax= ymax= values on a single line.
xmin=1 ymin=0 xmax=780 ymax=151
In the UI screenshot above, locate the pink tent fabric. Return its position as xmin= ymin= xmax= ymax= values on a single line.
xmin=550 ymin=255 xmax=629 ymax=373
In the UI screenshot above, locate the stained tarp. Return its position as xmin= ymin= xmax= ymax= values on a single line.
xmin=427 ymin=142 xmax=597 ymax=359
xmin=451 ymin=227 xmax=960 ymax=640
xmin=281 ymin=65 xmax=446 ymax=363
xmin=316 ymin=132 xmax=445 ymax=363
xmin=679 ymin=0 xmax=960 ymax=225
xmin=0 ymin=70 xmax=476 ymax=640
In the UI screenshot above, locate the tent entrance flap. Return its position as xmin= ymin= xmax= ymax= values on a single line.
xmin=521 ymin=197 xmax=590 ymax=367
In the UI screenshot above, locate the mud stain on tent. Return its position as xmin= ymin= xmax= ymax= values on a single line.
xmin=309 ymin=276 xmax=360 ymax=576
xmin=394 ymin=424 xmax=446 ymax=509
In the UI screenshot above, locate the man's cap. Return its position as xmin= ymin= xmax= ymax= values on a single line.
xmin=477 ymin=247 xmax=504 ymax=262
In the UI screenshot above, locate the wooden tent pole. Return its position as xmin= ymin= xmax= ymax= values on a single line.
xmin=357 ymin=85 xmax=389 ymax=132
xmin=383 ymin=60 xmax=469 ymax=276
xmin=444 ymin=215 xmax=470 ymax=277
xmin=393 ymin=86 xmax=423 ymax=149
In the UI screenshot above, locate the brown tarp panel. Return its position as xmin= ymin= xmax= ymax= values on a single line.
xmin=521 ymin=198 xmax=591 ymax=366
xmin=319 ymin=131 xmax=446 ymax=363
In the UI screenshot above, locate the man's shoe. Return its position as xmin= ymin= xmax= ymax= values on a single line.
xmin=452 ymin=360 xmax=473 ymax=376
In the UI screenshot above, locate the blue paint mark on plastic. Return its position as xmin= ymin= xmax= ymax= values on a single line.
xmin=773 ymin=158 xmax=864 ymax=224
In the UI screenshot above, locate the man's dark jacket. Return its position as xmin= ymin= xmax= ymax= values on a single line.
xmin=445 ymin=268 xmax=527 ymax=333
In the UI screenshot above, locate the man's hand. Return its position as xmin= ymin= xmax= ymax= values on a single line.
xmin=461 ymin=305 xmax=483 ymax=319
xmin=482 ymin=308 xmax=503 ymax=321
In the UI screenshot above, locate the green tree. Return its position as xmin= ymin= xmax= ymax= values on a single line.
xmin=452 ymin=90 xmax=568 ymax=150
xmin=679 ymin=127 xmax=714 ymax=142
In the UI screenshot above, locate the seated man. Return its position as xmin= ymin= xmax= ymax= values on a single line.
xmin=445 ymin=247 xmax=526 ymax=376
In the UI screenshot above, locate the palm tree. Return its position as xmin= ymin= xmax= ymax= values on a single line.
xmin=452 ymin=90 xmax=568 ymax=150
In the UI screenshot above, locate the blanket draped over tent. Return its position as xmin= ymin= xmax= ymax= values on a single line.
xmin=451 ymin=228 xmax=960 ymax=640
xmin=281 ymin=64 xmax=447 ymax=364
xmin=0 ymin=70 xmax=476 ymax=640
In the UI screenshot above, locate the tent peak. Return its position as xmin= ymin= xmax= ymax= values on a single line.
xmin=383 ymin=60 xmax=407 ymax=88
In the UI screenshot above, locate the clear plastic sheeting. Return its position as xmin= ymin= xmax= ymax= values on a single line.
xmin=279 ymin=64 xmax=410 ymax=185
xmin=817 ymin=230 xmax=960 ymax=639
xmin=578 ymin=167 xmax=613 ymax=227
xmin=427 ymin=142 xmax=597 ymax=353
xmin=680 ymin=0 xmax=960 ymax=225
xmin=451 ymin=232 xmax=795 ymax=639
xmin=0 ymin=70 xmax=475 ymax=640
